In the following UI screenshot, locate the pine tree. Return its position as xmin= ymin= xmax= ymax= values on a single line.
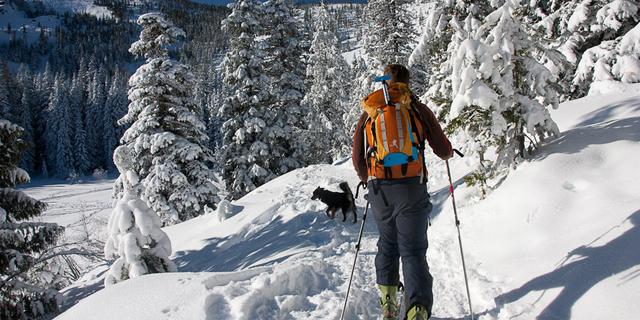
xmin=103 ymin=70 xmax=128 ymax=172
xmin=416 ymin=1 xmax=492 ymax=117
xmin=15 ymin=66 xmax=36 ymax=172
xmin=411 ymin=2 xmax=494 ymax=193
xmin=446 ymin=0 xmax=561 ymax=193
xmin=120 ymin=12 xmax=220 ymax=225
xmin=345 ymin=54 xmax=376 ymax=135
xmin=299 ymin=2 xmax=351 ymax=164
xmin=104 ymin=145 xmax=176 ymax=286
xmin=69 ymin=75 xmax=90 ymax=175
xmin=536 ymin=0 xmax=640 ymax=96
xmin=573 ymin=17 xmax=640 ymax=94
xmin=32 ymin=64 xmax=54 ymax=177
xmin=0 ymin=62 xmax=11 ymax=120
xmin=0 ymin=119 xmax=64 ymax=319
xmin=45 ymin=76 xmax=75 ymax=178
xmin=219 ymin=0 xmax=273 ymax=200
xmin=363 ymin=0 xmax=416 ymax=68
xmin=262 ymin=0 xmax=307 ymax=170
xmin=86 ymin=59 xmax=107 ymax=170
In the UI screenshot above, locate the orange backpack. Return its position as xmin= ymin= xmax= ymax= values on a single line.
xmin=361 ymin=82 xmax=426 ymax=180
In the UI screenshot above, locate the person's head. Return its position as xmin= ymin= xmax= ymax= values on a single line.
xmin=383 ymin=64 xmax=410 ymax=85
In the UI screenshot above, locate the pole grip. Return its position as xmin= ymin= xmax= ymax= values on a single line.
xmin=454 ymin=149 xmax=464 ymax=158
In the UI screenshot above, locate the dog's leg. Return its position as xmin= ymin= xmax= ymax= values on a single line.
xmin=352 ymin=204 xmax=357 ymax=223
xmin=325 ymin=208 xmax=333 ymax=219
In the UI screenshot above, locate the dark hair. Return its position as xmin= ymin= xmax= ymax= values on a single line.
xmin=383 ymin=64 xmax=410 ymax=84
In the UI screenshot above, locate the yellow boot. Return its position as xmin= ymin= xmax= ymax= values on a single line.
xmin=379 ymin=285 xmax=399 ymax=320
xmin=406 ymin=304 xmax=428 ymax=320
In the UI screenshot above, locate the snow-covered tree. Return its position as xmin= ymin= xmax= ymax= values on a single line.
xmin=119 ymin=13 xmax=220 ymax=225
xmin=103 ymin=70 xmax=128 ymax=172
xmin=219 ymin=0 xmax=273 ymax=200
xmin=104 ymin=145 xmax=176 ymax=286
xmin=69 ymin=75 xmax=90 ymax=175
xmin=261 ymin=0 xmax=306 ymax=170
xmin=0 ymin=119 xmax=64 ymax=319
xmin=536 ymin=0 xmax=640 ymax=95
xmin=0 ymin=64 xmax=11 ymax=120
xmin=299 ymin=2 xmax=351 ymax=163
xmin=14 ymin=66 xmax=36 ymax=172
xmin=45 ymin=76 xmax=75 ymax=178
xmin=363 ymin=0 xmax=417 ymax=68
xmin=415 ymin=1 xmax=492 ymax=115
xmin=445 ymin=0 xmax=561 ymax=193
xmin=86 ymin=58 xmax=107 ymax=170
xmin=573 ymin=22 xmax=640 ymax=93
xmin=345 ymin=54 xmax=376 ymax=136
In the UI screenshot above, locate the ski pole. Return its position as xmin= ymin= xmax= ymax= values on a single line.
xmin=340 ymin=199 xmax=370 ymax=320
xmin=446 ymin=149 xmax=474 ymax=320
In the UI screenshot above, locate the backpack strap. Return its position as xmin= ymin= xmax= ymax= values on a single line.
xmin=408 ymin=108 xmax=428 ymax=184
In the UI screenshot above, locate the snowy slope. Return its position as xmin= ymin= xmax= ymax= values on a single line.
xmin=33 ymin=0 xmax=112 ymax=18
xmin=0 ymin=3 xmax=60 ymax=44
xmin=55 ymin=90 xmax=640 ymax=319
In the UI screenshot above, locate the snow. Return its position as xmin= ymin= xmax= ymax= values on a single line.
xmin=34 ymin=0 xmax=112 ymax=18
xmin=30 ymin=87 xmax=639 ymax=319
xmin=0 ymin=3 xmax=60 ymax=44
xmin=567 ymin=1 xmax=590 ymax=32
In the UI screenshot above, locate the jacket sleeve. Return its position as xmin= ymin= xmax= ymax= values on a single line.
xmin=412 ymin=97 xmax=453 ymax=160
xmin=352 ymin=112 xmax=369 ymax=183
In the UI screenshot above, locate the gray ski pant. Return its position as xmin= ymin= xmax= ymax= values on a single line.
xmin=368 ymin=177 xmax=434 ymax=316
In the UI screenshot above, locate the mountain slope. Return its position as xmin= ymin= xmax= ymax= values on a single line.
xmin=57 ymin=88 xmax=640 ymax=319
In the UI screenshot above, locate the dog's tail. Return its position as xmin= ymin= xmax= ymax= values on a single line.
xmin=339 ymin=182 xmax=357 ymax=213
xmin=339 ymin=182 xmax=353 ymax=196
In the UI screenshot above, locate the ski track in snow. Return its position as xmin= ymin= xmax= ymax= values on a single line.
xmin=180 ymin=166 xmax=498 ymax=319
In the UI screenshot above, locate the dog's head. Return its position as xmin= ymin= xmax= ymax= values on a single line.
xmin=311 ymin=187 xmax=322 ymax=200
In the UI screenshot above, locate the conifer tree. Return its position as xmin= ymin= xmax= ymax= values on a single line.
xmin=537 ymin=0 xmax=640 ymax=96
xmin=45 ymin=76 xmax=75 ymax=178
xmin=104 ymin=146 xmax=176 ymax=286
xmin=103 ymin=70 xmax=128 ymax=172
xmin=300 ymin=2 xmax=351 ymax=163
xmin=15 ymin=66 xmax=36 ymax=172
xmin=415 ymin=1 xmax=492 ymax=115
xmin=0 ymin=119 xmax=64 ymax=319
xmin=219 ymin=0 xmax=273 ymax=200
xmin=69 ymin=75 xmax=90 ymax=175
xmin=262 ymin=0 xmax=307 ymax=170
xmin=86 ymin=60 xmax=107 ymax=170
xmin=345 ymin=54 xmax=376 ymax=135
xmin=0 ymin=63 xmax=11 ymax=120
xmin=363 ymin=0 xmax=416 ymax=68
xmin=119 ymin=12 xmax=220 ymax=225
xmin=445 ymin=0 xmax=560 ymax=193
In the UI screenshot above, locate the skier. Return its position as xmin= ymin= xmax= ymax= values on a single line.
xmin=352 ymin=64 xmax=453 ymax=320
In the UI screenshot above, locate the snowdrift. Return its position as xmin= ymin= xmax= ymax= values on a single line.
xmin=58 ymin=90 xmax=640 ymax=319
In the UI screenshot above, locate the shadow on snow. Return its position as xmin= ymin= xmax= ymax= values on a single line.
xmin=173 ymin=207 xmax=378 ymax=272
xmin=493 ymin=210 xmax=640 ymax=319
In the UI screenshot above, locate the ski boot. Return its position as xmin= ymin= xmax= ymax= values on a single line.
xmin=406 ymin=304 xmax=428 ymax=320
xmin=379 ymin=284 xmax=399 ymax=320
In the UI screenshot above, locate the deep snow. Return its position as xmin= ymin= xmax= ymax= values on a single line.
xmin=35 ymin=86 xmax=640 ymax=319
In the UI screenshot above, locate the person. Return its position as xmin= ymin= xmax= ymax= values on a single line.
xmin=351 ymin=64 xmax=453 ymax=320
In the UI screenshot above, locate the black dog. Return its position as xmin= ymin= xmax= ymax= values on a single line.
xmin=311 ymin=182 xmax=357 ymax=223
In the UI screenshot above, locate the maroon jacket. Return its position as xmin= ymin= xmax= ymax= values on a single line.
xmin=352 ymin=95 xmax=453 ymax=183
